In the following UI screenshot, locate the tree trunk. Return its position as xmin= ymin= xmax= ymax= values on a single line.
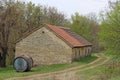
xmin=0 ymin=54 xmax=6 ymax=67
xmin=0 ymin=48 xmax=7 ymax=67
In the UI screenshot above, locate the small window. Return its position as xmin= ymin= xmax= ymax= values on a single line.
xmin=42 ymin=31 xmax=45 ymax=33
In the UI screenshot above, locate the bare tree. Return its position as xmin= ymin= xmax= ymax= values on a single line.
xmin=0 ymin=0 xmax=24 ymax=67
xmin=0 ymin=0 xmax=68 ymax=67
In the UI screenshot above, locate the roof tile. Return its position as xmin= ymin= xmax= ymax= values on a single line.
xmin=46 ymin=24 xmax=91 ymax=47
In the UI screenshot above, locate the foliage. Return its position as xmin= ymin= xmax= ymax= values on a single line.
xmin=77 ymin=53 xmax=120 ymax=80
xmin=98 ymin=63 xmax=120 ymax=80
xmin=78 ymin=66 xmax=120 ymax=80
xmin=0 ymin=0 xmax=68 ymax=67
xmin=0 ymin=0 xmax=25 ymax=67
xmin=99 ymin=0 xmax=120 ymax=56
xmin=69 ymin=12 xmax=100 ymax=51
xmin=42 ymin=6 xmax=68 ymax=26
xmin=98 ymin=1 xmax=120 ymax=79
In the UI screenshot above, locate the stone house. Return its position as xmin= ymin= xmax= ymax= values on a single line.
xmin=15 ymin=24 xmax=92 ymax=66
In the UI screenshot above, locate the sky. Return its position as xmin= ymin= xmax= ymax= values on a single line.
xmin=25 ymin=0 xmax=116 ymax=18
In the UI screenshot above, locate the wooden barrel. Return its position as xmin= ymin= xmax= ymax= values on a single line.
xmin=13 ymin=55 xmax=33 ymax=72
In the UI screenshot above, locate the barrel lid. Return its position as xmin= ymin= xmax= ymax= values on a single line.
xmin=13 ymin=57 xmax=28 ymax=72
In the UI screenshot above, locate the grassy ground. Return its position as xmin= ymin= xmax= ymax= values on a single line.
xmin=75 ymin=53 xmax=107 ymax=80
xmin=77 ymin=66 xmax=100 ymax=80
xmin=110 ymin=77 xmax=120 ymax=80
xmin=0 ymin=54 xmax=97 ymax=79
xmin=76 ymin=53 xmax=120 ymax=80
xmin=77 ymin=66 xmax=120 ymax=80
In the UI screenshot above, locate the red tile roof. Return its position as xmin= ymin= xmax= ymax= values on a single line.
xmin=16 ymin=24 xmax=92 ymax=47
xmin=46 ymin=24 xmax=92 ymax=47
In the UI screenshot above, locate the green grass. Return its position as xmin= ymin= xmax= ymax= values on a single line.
xmin=77 ymin=66 xmax=120 ymax=80
xmin=75 ymin=54 xmax=108 ymax=80
xmin=0 ymin=55 xmax=97 ymax=79
xmin=76 ymin=54 xmax=120 ymax=80
xmin=75 ymin=55 xmax=97 ymax=64
xmin=110 ymin=77 xmax=120 ymax=80
xmin=77 ymin=66 xmax=103 ymax=80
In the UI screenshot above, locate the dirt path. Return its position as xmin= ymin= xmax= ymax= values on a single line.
xmin=6 ymin=54 xmax=110 ymax=80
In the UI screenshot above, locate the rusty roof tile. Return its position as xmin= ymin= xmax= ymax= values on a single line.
xmin=46 ymin=24 xmax=92 ymax=47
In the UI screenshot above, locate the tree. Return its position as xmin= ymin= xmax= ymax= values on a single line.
xmin=99 ymin=0 xmax=120 ymax=56
xmin=0 ymin=0 xmax=68 ymax=67
xmin=24 ymin=2 xmax=43 ymax=32
xmin=41 ymin=6 xmax=67 ymax=26
xmin=0 ymin=0 xmax=24 ymax=67
xmin=69 ymin=12 xmax=100 ymax=51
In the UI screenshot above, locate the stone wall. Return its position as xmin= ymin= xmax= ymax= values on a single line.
xmin=72 ymin=46 xmax=92 ymax=60
xmin=16 ymin=27 xmax=73 ymax=66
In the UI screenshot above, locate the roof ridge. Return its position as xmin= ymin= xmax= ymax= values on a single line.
xmin=62 ymin=28 xmax=92 ymax=46
xmin=16 ymin=24 xmax=92 ymax=47
xmin=46 ymin=24 xmax=86 ymax=47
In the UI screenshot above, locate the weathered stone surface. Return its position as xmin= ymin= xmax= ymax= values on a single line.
xmin=15 ymin=26 xmax=92 ymax=66
xmin=16 ymin=27 xmax=73 ymax=66
xmin=72 ymin=47 xmax=92 ymax=61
